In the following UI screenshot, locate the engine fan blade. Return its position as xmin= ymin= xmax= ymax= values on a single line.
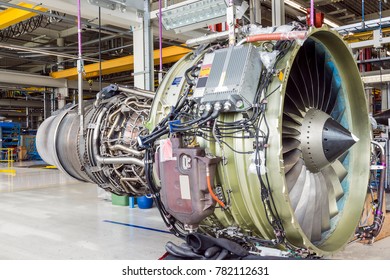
xmin=322 ymin=168 xmax=340 ymax=218
xmin=284 ymin=97 xmax=305 ymax=117
xmin=283 ymin=112 xmax=302 ymax=125
xmin=287 ymin=71 xmax=308 ymax=109
xmin=294 ymin=52 xmax=311 ymax=107
xmin=282 ymin=138 xmax=301 ymax=153
xmin=282 ymin=126 xmax=301 ymax=137
xmin=316 ymin=47 xmax=326 ymax=110
xmin=284 ymin=112 xmax=304 ymax=124
xmin=304 ymin=40 xmax=319 ymax=108
xmin=331 ymin=160 xmax=348 ymax=182
xmin=311 ymin=174 xmax=323 ymax=242
xmin=282 ymin=120 xmax=301 ymax=131
xmin=286 ymin=158 xmax=304 ymax=191
xmin=284 ymin=149 xmax=302 ymax=173
xmin=323 ymin=165 xmax=344 ymax=200
xmin=289 ymin=166 xmax=307 ymax=209
xmin=296 ymin=173 xmax=316 ymax=240
xmin=317 ymin=172 xmax=331 ymax=232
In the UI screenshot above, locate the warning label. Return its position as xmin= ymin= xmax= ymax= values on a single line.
xmin=199 ymin=64 xmax=212 ymax=78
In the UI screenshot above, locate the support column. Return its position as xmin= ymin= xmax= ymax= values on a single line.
xmin=57 ymin=37 xmax=65 ymax=71
xmin=272 ymin=0 xmax=285 ymax=26
xmin=133 ymin=0 xmax=154 ymax=91
xmin=43 ymin=89 xmax=51 ymax=119
xmin=250 ymin=0 xmax=261 ymax=24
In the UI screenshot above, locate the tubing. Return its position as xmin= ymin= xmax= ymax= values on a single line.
xmin=186 ymin=233 xmax=249 ymax=257
xmin=310 ymin=0 xmax=314 ymax=26
xmin=244 ymin=31 xmax=307 ymax=43
xmin=206 ymin=167 xmax=226 ymax=208
xmin=117 ymin=86 xmax=155 ymax=99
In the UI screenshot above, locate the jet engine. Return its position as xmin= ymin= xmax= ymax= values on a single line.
xmin=140 ymin=26 xmax=371 ymax=256
xmin=37 ymin=25 xmax=371 ymax=257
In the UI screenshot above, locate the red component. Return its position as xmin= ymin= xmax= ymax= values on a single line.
xmin=306 ymin=8 xmax=324 ymax=28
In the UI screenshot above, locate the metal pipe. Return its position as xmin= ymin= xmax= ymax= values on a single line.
xmin=310 ymin=0 xmax=314 ymax=26
xmin=159 ymin=0 xmax=163 ymax=75
xmin=77 ymin=0 xmax=84 ymax=133
xmin=109 ymin=144 xmax=144 ymax=157
xmin=117 ymin=86 xmax=154 ymax=99
xmin=186 ymin=30 xmax=230 ymax=47
xmin=0 ymin=42 xmax=99 ymax=62
xmin=95 ymin=155 xmax=145 ymax=166
xmin=362 ymin=0 xmax=365 ymax=29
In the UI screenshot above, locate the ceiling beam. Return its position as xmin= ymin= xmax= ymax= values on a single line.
xmin=328 ymin=9 xmax=347 ymax=15
xmin=50 ymin=46 xmax=191 ymax=80
xmin=0 ymin=69 xmax=109 ymax=91
xmin=16 ymin=0 xmax=140 ymax=28
xmin=0 ymin=2 xmax=47 ymax=29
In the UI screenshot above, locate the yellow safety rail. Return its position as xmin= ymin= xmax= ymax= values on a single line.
xmin=0 ymin=148 xmax=16 ymax=175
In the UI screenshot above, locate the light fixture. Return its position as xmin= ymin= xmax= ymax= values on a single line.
xmin=285 ymin=0 xmax=306 ymax=13
xmin=285 ymin=0 xmax=340 ymax=28
xmin=160 ymin=0 xmax=228 ymax=33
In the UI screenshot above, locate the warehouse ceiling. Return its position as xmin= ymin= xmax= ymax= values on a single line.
xmin=0 ymin=0 xmax=390 ymax=87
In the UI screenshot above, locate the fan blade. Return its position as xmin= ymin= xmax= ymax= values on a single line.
xmin=284 ymin=112 xmax=304 ymax=124
xmin=322 ymin=169 xmax=339 ymax=218
xmin=322 ymin=66 xmax=335 ymax=113
xmin=289 ymin=166 xmax=307 ymax=209
xmin=304 ymin=40 xmax=319 ymax=108
xmin=302 ymin=42 xmax=316 ymax=107
xmin=286 ymin=91 xmax=306 ymax=112
xmin=296 ymin=173 xmax=316 ymax=240
xmin=284 ymin=97 xmax=305 ymax=117
xmin=316 ymin=48 xmax=326 ymax=110
xmin=282 ymin=120 xmax=301 ymax=131
xmin=317 ymin=172 xmax=331 ymax=232
xmin=283 ymin=112 xmax=302 ymax=125
xmin=287 ymin=71 xmax=308 ymax=109
xmin=294 ymin=52 xmax=311 ymax=107
xmin=323 ymin=165 xmax=344 ymax=200
xmin=311 ymin=174 xmax=323 ymax=242
xmin=283 ymin=138 xmax=301 ymax=153
xmin=286 ymin=158 xmax=304 ymax=191
xmin=284 ymin=149 xmax=301 ymax=173
xmin=282 ymin=126 xmax=300 ymax=137
xmin=331 ymin=160 xmax=348 ymax=182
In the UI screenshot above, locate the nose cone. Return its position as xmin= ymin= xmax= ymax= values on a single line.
xmin=322 ymin=118 xmax=357 ymax=164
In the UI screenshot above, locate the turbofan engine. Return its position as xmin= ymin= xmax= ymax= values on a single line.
xmin=37 ymin=25 xmax=371 ymax=257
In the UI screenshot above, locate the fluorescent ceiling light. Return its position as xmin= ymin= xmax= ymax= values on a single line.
xmin=160 ymin=0 xmax=227 ymax=33
xmin=324 ymin=18 xmax=340 ymax=28
xmin=285 ymin=0 xmax=340 ymax=28
xmin=285 ymin=0 xmax=306 ymax=13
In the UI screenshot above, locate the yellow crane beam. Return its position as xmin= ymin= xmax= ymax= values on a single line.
xmin=50 ymin=46 xmax=191 ymax=80
xmin=343 ymin=27 xmax=390 ymax=43
xmin=0 ymin=2 xmax=48 ymax=30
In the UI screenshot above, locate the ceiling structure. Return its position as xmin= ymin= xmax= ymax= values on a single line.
xmin=1 ymin=0 xmax=390 ymax=125
xmin=0 ymin=0 xmax=389 ymax=81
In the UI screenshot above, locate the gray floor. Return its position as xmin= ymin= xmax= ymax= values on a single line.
xmin=0 ymin=162 xmax=389 ymax=260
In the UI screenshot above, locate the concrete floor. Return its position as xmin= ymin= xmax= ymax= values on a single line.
xmin=0 ymin=162 xmax=389 ymax=260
